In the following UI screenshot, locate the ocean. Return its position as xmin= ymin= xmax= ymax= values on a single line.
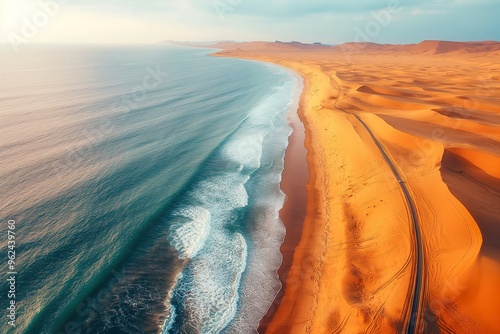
xmin=0 ymin=45 xmax=302 ymax=333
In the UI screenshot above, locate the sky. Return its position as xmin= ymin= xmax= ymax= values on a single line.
xmin=0 ymin=0 xmax=499 ymax=46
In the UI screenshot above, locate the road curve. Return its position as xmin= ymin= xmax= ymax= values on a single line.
xmin=331 ymin=73 xmax=425 ymax=333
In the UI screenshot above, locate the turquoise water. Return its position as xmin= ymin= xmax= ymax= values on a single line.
xmin=0 ymin=45 xmax=301 ymax=333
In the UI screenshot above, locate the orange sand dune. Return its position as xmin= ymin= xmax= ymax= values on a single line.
xmin=214 ymin=41 xmax=500 ymax=333
xmin=446 ymin=147 xmax=500 ymax=179
xmin=334 ymin=40 xmax=500 ymax=55
xmin=441 ymin=148 xmax=500 ymax=334
xmin=441 ymin=148 xmax=500 ymax=257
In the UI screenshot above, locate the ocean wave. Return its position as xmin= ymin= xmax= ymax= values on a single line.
xmin=169 ymin=232 xmax=248 ymax=334
xmin=222 ymin=135 xmax=264 ymax=170
xmin=167 ymin=206 xmax=211 ymax=259
xmin=192 ymin=174 xmax=250 ymax=211
xmin=162 ymin=302 xmax=177 ymax=334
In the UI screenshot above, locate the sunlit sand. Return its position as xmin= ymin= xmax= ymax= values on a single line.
xmin=216 ymin=40 xmax=500 ymax=333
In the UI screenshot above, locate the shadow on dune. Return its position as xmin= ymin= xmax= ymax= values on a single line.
xmin=440 ymin=149 xmax=500 ymax=259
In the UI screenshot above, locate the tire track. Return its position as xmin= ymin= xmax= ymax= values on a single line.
xmin=330 ymin=73 xmax=425 ymax=333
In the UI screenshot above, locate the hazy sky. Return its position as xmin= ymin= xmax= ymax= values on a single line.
xmin=0 ymin=0 xmax=498 ymax=46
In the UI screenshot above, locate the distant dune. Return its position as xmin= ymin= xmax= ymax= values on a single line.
xmin=202 ymin=40 xmax=500 ymax=56
xmin=337 ymin=40 xmax=500 ymax=55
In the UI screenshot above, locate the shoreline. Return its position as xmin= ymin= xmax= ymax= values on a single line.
xmin=207 ymin=50 xmax=313 ymax=332
xmin=258 ymin=71 xmax=309 ymax=332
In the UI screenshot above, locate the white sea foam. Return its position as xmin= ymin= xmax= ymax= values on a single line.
xmin=222 ymin=135 xmax=264 ymax=170
xmin=162 ymin=303 xmax=177 ymax=334
xmin=167 ymin=206 xmax=211 ymax=259
xmin=192 ymin=174 xmax=249 ymax=210
xmin=223 ymin=211 xmax=285 ymax=334
xmin=222 ymin=171 xmax=288 ymax=334
xmin=166 ymin=172 xmax=251 ymax=332
xmin=174 ymin=230 xmax=248 ymax=334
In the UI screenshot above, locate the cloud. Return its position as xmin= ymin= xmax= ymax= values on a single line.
xmin=208 ymin=0 xmax=407 ymax=17
xmin=1 ymin=0 xmax=498 ymax=45
xmin=410 ymin=9 xmax=442 ymax=16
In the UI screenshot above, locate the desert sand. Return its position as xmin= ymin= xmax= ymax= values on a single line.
xmin=214 ymin=41 xmax=500 ymax=333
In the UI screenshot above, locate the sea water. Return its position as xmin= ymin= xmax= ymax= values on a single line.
xmin=0 ymin=44 xmax=301 ymax=333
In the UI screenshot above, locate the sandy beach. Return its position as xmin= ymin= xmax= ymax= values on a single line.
xmin=215 ymin=41 xmax=500 ymax=333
